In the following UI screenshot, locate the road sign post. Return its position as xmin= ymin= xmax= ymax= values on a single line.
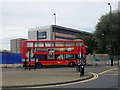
xmin=26 ymin=48 xmax=34 ymax=70
xmin=76 ymin=50 xmax=85 ymax=76
xmin=80 ymin=53 xmax=84 ymax=76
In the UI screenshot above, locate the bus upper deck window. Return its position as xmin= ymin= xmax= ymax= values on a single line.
xmin=45 ymin=42 xmax=54 ymax=47
xmin=35 ymin=42 xmax=44 ymax=47
xmin=55 ymin=42 xmax=64 ymax=46
xmin=66 ymin=42 xmax=75 ymax=46
xmin=76 ymin=42 xmax=82 ymax=46
xmin=26 ymin=42 xmax=33 ymax=47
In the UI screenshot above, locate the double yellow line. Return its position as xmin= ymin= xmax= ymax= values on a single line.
xmin=25 ymin=68 xmax=118 ymax=88
xmin=27 ymin=73 xmax=98 ymax=88
xmin=98 ymin=68 xmax=118 ymax=75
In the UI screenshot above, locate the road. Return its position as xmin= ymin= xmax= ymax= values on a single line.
xmin=2 ymin=65 xmax=119 ymax=89
xmin=51 ymin=65 xmax=119 ymax=88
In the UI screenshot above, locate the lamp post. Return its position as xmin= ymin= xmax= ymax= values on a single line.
xmin=53 ymin=13 xmax=56 ymax=40
xmin=108 ymin=3 xmax=113 ymax=66
xmin=54 ymin=13 xmax=56 ymax=25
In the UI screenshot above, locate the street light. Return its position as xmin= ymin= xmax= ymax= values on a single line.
xmin=54 ymin=13 xmax=56 ymax=25
xmin=53 ymin=13 xmax=57 ymax=40
xmin=108 ymin=3 xmax=113 ymax=66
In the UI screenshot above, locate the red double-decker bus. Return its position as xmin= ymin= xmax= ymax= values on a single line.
xmin=22 ymin=40 xmax=86 ymax=68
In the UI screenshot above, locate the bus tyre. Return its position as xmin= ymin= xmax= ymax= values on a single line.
xmin=36 ymin=62 xmax=42 ymax=69
xmin=69 ymin=62 xmax=75 ymax=67
xmin=23 ymin=62 xmax=27 ymax=67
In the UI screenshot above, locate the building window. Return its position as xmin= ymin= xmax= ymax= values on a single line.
xmin=37 ymin=31 xmax=47 ymax=39
xmin=53 ymin=28 xmax=76 ymax=35
xmin=55 ymin=36 xmax=75 ymax=40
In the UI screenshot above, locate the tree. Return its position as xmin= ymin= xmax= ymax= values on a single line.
xmin=76 ymin=33 xmax=96 ymax=55
xmin=94 ymin=10 xmax=120 ymax=55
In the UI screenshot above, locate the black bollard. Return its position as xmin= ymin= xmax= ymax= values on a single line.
xmin=80 ymin=65 xmax=84 ymax=76
xmin=111 ymin=57 xmax=113 ymax=66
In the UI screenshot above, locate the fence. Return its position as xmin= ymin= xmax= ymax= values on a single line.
xmin=86 ymin=54 xmax=120 ymax=66
xmin=0 ymin=52 xmax=22 ymax=67
xmin=0 ymin=53 xmax=120 ymax=67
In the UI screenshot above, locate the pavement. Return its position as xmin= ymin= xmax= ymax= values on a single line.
xmin=2 ymin=67 xmax=93 ymax=89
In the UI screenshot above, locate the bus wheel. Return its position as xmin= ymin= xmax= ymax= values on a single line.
xmin=36 ymin=62 xmax=42 ymax=69
xmin=23 ymin=62 xmax=27 ymax=67
xmin=69 ymin=62 xmax=75 ymax=67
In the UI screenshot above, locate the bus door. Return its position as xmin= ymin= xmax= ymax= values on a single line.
xmin=57 ymin=54 xmax=64 ymax=65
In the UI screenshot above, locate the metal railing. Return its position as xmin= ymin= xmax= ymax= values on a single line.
xmin=86 ymin=54 xmax=120 ymax=66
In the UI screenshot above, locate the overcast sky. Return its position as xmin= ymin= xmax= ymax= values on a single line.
xmin=1 ymin=1 xmax=118 ymax=50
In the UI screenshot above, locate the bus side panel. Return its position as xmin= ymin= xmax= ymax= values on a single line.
xmin=39 ymin=60 xmax=54 ymax=65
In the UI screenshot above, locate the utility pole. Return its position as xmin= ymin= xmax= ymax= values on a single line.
xmin=108 ymin=3 xmax=113 ymax=66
